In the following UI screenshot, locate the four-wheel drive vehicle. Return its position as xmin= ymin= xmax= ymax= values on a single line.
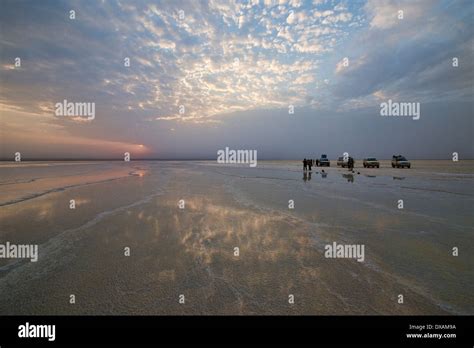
xmin=391 ymin=155 xmax=411 ymax=168
xmin=316 ymin=154 xmax=330 ymax=167
xmin=363 ymin=158 xmax=380 ymax=168
xmin=337 ymin=157 xmax=344 ymax=166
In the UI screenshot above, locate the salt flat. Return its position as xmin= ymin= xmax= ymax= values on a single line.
xmin=0 ymin=160 xmax=472 ymax=315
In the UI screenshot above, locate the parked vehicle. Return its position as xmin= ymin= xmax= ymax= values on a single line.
xmin=363 ymin=158 xmax=380 ymax=168
xmin=316 ymin=154 xmax=330 ymax=167
xmin=391 ymin=155 xmax=411 ymax=168
xmin=337 ymin=157 xmax=344 ymax=166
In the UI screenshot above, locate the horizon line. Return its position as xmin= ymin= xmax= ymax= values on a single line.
xmin=1 ymin=158 xmax=472 ymax=162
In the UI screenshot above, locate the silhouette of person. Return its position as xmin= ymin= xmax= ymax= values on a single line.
xmin=350 ymin=157 xmax=355 ymax=171
xmin=303 ymin=158 xmax=307 ymax=171
xmin=308 ymin=159 xmax=312 ymax=172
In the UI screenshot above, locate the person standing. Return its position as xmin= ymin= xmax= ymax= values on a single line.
xmin=303 ymin=158 xmax=307 ymax=171
xmin=348 ymin=157 xmax=354 ymax=171
xmin=308 ymin=159 xmax=312 ymax=172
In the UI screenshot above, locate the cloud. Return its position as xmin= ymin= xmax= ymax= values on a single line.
xmin=0 ymin=0 xmax=472 ymax=159
xmin=332 ymin=0 xmax=474 ymax=106
xmin=289 ymin=0 xmax=303 ymax=8
xmin=293 ymin=74 xmax=315 ymax=85
xmin=365 ymin=0 xmax=425 ymax=29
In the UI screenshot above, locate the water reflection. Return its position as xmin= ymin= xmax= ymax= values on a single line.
xmin=130 ymin=169 xmax=148 ymax=177
xmin=303 ymin=171 xmax=312 ymax=182
xmin=342 ymin=173 xmax=354 ymax=183
xmin=0 ymin=161 xmax=463 ymax=316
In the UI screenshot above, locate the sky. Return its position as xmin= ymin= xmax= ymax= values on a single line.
xmin=0 ymin=0 xmax=473 ymax=160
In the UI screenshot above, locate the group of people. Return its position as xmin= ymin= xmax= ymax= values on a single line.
xmin=302 ymin=158 xmax=315 ymax=171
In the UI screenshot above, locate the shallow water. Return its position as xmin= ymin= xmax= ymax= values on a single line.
xmin=0 ymin=160 xmax=472 ymax=314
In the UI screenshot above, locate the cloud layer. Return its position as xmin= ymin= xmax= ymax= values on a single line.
xmin=0 ymin=0 xmax=472 ymax=159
